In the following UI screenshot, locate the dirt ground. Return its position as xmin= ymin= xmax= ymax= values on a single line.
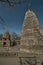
xmin=0 ymin=57 xmax=20 ymax=65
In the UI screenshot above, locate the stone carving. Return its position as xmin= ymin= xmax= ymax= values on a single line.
xmin=20 ymin=10 xmax=43 ymax=53
xmin=2 ymin=32 xmax=11 ymax=47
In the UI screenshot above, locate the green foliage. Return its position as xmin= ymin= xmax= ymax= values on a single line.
xmin=11 ymin=32 xmax=20 ymax=42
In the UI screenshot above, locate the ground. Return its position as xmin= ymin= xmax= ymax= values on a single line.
xmin=0 ymin=57 xmax=20 ymax=65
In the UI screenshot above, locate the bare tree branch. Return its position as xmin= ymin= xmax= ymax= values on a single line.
xmin=0 ymin=0 xmax=29 ymax=6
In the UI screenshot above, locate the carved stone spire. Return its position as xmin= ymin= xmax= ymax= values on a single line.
xmin=20 ymin=10 xmax=42 ymax=53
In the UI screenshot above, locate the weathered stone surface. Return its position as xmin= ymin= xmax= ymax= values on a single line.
xmin=0 ymin=32 xmax=11 ymax=47
xmin=20 ymin=10 xmax=43 ymax=53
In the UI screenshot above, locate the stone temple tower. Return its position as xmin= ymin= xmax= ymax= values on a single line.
xmin=20 ymin=10 xmax=43 ymax=53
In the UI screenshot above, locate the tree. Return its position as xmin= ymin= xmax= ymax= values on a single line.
xmin=0 ymin=0 xmax=27 ymax=7
xmin=11 ymin=32 xmax=19 ymax=41
xmin=11 ymin=32 xmax=20 ymax=46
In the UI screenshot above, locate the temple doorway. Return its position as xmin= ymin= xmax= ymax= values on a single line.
xmin=41 ymin=62 xmax=43 ymax=65
xmin=3 ymin=42 xmax=6 ymax=46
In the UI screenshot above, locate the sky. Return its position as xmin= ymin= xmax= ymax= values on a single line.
xmin=0 ymin=0 xmax=43 ymax=34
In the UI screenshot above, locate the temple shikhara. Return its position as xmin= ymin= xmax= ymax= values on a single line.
xmin=2 ymin=32 xmax=11 ymax=46
xmin=0 ymin=32 xmax=11 ymax=47
xmin=19 ymin=10 xmax=43 ymax=65
xmin=20 ymin=10 xmax=43 ymax=53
